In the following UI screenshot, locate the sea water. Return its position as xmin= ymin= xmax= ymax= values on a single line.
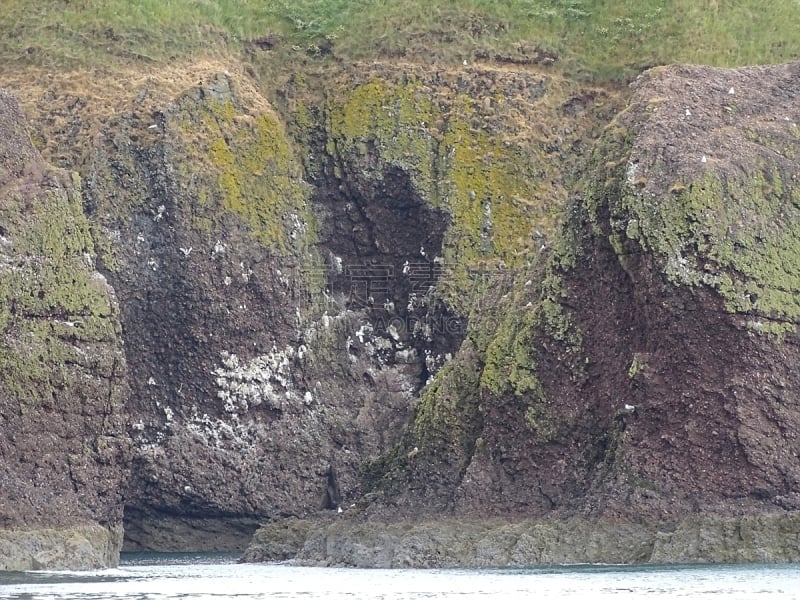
xmin=0 ymin=553 xmax=799 ymax=599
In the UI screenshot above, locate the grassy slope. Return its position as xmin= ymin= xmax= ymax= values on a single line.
xmin=1 ymin=1 xmax=799 ymax=81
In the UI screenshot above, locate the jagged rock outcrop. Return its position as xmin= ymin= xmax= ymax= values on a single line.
xmin=245 ymin=62 xmax=800 ymax=565
xmin=0 ymin=89 xmax=128 ymax=570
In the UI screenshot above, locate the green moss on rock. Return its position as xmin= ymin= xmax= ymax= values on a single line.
xmin=585 ymin=66 xmax=800 ymax=337
xmin=412 ymin=350 xmax=482 ymax=451
xmin=0 ymin=167 xmax=120 ymax=407
xmin=611 ymin=158 xmax=800 ymax=334
xmin=481 ymin=302 xmax=543 ymax=398
xmin=3 ymin=191 xmax=110 ymax=319
xmin=175 ymin=95 xmax=317 ymax=256
xmin=481 ymin=267 xmax=582 ymax=397
xmin=323 ymin=76 xmax=547 ymax=312
xmin=361 ymin=345 xmax=483 ymax=495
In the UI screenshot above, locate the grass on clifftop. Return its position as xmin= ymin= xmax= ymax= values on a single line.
xmin=1 ymin=1 xmax=799 ymax=81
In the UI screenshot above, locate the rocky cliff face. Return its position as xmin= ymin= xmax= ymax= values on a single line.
xmin=81 ymin=68 xmax=427 ymax=551
xmin=3 ymin=56 xmax=800 ymax=568
xmin=0 ymin=89 xmax=128 ymax=570
xmin=0 ymin=59 xmax=613 ymax=556
xmin=101 ymin=62 xmax=614 ymax=551
xmin=279 ymin=62 xmax=800 ymax=565
xmin=453 ymin=62 xmax=800 ymax=520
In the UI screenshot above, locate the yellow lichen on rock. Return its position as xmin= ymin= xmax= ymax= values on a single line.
xmin=175 ymin=90 xmax=316 ymax=256
xmin=320 ymin=67 xmax=581 ymax=312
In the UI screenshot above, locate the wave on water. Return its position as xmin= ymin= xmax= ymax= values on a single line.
xmin=120 ymin=552 xmax=241 ymax=566
xmin=1 ymin=558 xmax=799 ymax=600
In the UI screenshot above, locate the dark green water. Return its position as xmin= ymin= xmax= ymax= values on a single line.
xmin=0 ymin=555 xmax=799 ymax=599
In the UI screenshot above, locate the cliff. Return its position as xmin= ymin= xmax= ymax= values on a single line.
xmin=2 ymin=50 xmax=800 ymax=568
xmin=76 ymin=64 xmax=427 ymax=551
xmin=257 ymin=62 xmax=800 ymax=566
xmin=0 ymin=90 xmax=128 ymax=570
xmin=0 ymin=55 xmax=618 ymax=559
xmin=364 ymin=62 xmax=800 ymax=518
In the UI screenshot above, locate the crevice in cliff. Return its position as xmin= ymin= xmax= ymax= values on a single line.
xmin=308 ymin=136 xmax=466 ymax=393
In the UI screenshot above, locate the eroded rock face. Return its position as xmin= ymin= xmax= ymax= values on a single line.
xmin=10 ymin=56 xmax=799 ymax=566
xmin=238 ymin=63 xmax=800 ymax=566
xmin=0 ymin=89 xmax=128 ymax=569
xmin=575 ymin=63 xmax=800 ymax=515
xmin=0 ymin=525 xmax=122 ymax=571
xmin=359 ymin=62 xmax=800 ymax=528
xmin=80 ymin=71 xmax=437 ymax=550
xmin=69 ymin=61 xmax=613 ymax=551
xmin=0 ymin=54 xmax=621 ymax=553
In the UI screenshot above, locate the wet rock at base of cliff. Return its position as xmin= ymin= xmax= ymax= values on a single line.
xmin=239 ymin=518 xmax=317 ymax=562
xmin=242 ymin=513 xmax=800 ymax=567
xmin=0 ymin=525 xmax=123 ymax=571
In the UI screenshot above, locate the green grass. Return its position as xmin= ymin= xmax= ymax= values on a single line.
xmin=1 ymin=1 xmax=799 ymax=81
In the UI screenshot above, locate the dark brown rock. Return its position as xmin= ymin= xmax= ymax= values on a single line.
xmin=0 ymin=89 xmax=129 ymax=569
xmin=80 ymin=73 xmax=430 ymax=549
xmin=351 ymin=63 xmax=800 ymax=541
xmin=7 ymin=57 xmax=800 ymax=567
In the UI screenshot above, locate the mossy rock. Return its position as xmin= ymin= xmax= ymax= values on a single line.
xmin=595 ymin=64 xmax=800 ymax=335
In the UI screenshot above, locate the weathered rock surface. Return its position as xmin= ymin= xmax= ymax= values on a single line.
xmin=245 ymin=513 xmax=800 ymax=567
xmin=0 ymin=525 xmax=122 ymax=571
xmin=0 ymin=89 xmax=128 ymax=569
xmin=240 ymin=517 xmax=316 ymax=562
xmin=452 ymin=62 xmax=800 ymax=520
xmin=243 ymin=62 xmax=800 ymax=565
xmin=44 ymin=61 xmax=610 ymax=552
xmin=4 ymin=56 xmax=800 ymax=568
xmin=80 ymin=68 xmax=439 ymax=550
